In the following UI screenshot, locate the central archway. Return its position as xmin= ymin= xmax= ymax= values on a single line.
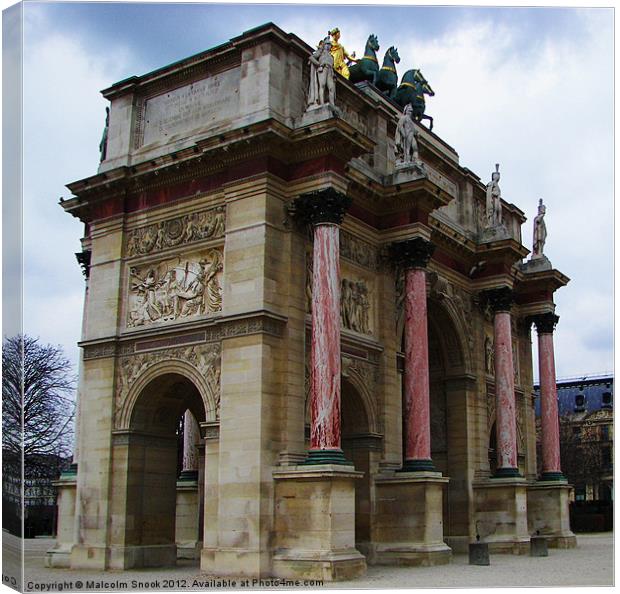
xmin=110 ymin=371 xmax=207 ymax=568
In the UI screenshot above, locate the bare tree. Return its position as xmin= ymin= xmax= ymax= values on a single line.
xmin=557 ymin=415 xmax=601 ymax=490
xmin=2 ymin=335 xmax=75 ymax=478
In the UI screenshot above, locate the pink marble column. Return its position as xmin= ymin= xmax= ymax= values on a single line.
xmin=487 ymin=288 xmax=520 ymax=477
xmin=391 ymin=237 xmax=436 ymax=472
xmin=534 ymin=313 xmax=564 ymax=480
xmin=180 ymin=410 xmax=200 ymax=481
xmin=310 ymin=223 xmax=342 ymax=452
xmin=294 ymin=188 xmax=351 ymax=465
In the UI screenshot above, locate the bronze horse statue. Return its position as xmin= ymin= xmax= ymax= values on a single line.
xmin=348 ymin=34 xmax=380 ymax=85
xmin=375 ymin=46 xmax=400 ymax=97
xmin=393 ymin=69 xmax=435 ymax=130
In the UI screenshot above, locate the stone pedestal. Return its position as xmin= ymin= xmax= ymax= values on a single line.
xmin=45 ymin=475 xmax=77 ymax=568
xmin=368 ymin=471 xmax=451 ymax=566
xmin=272 ymin=465 xmax=366 ymax=581
xmin=175 ymin=480 xmax=201 ymax=559
xmin=527 ymin=481 xmax=576 ymax=548
xmin=473 ymin=478 xmax=530 ymax=554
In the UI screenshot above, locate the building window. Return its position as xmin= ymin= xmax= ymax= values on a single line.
xmin=601 ymin=424 xmax=610 ymax=441
xmin=602 ymin=446 xmax=612 ymax=468
xmin=574 ymin=486 xmax=586 ymax=501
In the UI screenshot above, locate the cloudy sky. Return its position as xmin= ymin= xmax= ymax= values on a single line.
xmin=8 ymin=1 xmax=614 ymax=382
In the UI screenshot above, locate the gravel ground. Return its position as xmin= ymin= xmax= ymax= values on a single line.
xmin=4 ymin=533 xmax=613 ymax=592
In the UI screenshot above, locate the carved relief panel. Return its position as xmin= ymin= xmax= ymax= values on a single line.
xmin=125 ymin=206 xmax=225 ymax=258
xmin=126 ymin=248 xmax=223 ymax=328
xmin=341 ymin=277 xmax=372 ymax=335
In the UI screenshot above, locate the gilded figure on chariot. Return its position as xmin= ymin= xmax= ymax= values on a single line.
xmin=328 ymin=27 xmax=357 ymax=79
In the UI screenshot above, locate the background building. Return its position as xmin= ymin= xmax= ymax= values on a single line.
xmin=535 ymin=374 xmax=613 ymax=531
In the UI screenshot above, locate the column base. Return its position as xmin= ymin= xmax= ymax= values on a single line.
xmin=493 ymin=467 xmax=522 ymax=478
xmin=178 ymin=469 xmax=199 ymax=481
xmin=200 ymin=548 xmax=268 ymax=578
xmin=272 ymin=551 xmax=367 ymax=581
xmin=175 ymin=480 xmax=200 ymax=560
xmin=540 ymin=471 xmax=566 ymax=481
xmin=300 ymin=449 xmax=353 ymax=466
xmin=272 ymin=465 xmax=366 ymax=581
xmin=107 ymin=544 xmax=178 ymax=569
xmin=398 ymin=459 xmax=436 ymax=472
xmin=44 ymin=545 xmax=72 ymax=568
xmin=527 ymin=480 xmax=576 ymax=549
xmin=473 ymin=477 xmax=530 ymax=554
xmin=369 ymin=471 xmax=451 ymax=566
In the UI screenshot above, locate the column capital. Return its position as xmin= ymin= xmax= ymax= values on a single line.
xmin=531 ymin=313 xmax=559 ymax=334
xmin=483 ymin=287 xmax=514 ymax=313
xmin=389 ymin=237 xmax=435 ymax=269
xmin=293 ymin=188 xmax=351 ymax=226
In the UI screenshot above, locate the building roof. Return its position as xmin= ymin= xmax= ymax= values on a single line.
xmin=534 ymin=374 xmax=613 ymax=417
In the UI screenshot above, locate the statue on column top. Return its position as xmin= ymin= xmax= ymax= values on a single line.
xmin=395 ymin=104 xmax=424 ymax=172
xmin=99 ymin=106 xmax=110 ymax=163
xmin=328 ymin=27 xmax=357 ymax=79
xmin=485 ymin=163 xmax=502 ymax=228
xmin=307 ymin=37 xmax=336 ymax=109
xmin=532 ymin=199 xmax=547 ymax=259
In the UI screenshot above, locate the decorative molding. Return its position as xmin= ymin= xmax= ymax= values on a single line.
xmin=83 ymin=312 xmax=286 ymax=360
xmin=116 ymin=342 xmax=221 ymax=422
xmin=75 ymin=250 xmax=92 ymax=279
xmin=216 ymin=314 xmax=286 ymax=340
xmin=483 ymin=287 xmax=514 ymax=313
xmin=135 ymin=331 xmax=206 ymax=352
xmin=127 ymin=248 xmax=223 ymax=328
xmin=340 ymin=230 xmax=378 ymax=270
xmin=83 ymin=343 xmax=118 ymax=360
xmin=530 ymin=312 xmax=559 ymax=334
xmin=112 ymin=430 xmax=178 ymax=447
xmin=292 ymin=188 xmax=351 ymax=226
xmin=389 ymin=237 xmax=435 ymax=269
xmin=125 ymin=205 xmax=225 ymax=258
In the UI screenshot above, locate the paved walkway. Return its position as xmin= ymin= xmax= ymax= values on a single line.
xmin=4 ymin=533 xmax=614 ymax=591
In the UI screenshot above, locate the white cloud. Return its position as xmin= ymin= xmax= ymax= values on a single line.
xmin=19 ymin=8 xmax=613 ymax=380
xmin=21 ymin=12 xmax=139 ymax=369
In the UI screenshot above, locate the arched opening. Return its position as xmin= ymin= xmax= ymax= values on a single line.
xmin=488 ymin=418 xmax=526 ymax=477
xmin=341 ymin=378 xmax=377 ymax=556
xmin=119 ymin=372 xmax=206 ymax=567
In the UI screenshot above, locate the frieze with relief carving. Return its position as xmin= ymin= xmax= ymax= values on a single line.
xmin=115 ymin=343 xmax=221 ymax=425
xmin=125 ymin=206 xmax=225 ymax=258
xmin=340 ymin=230 xmax=379 ymax=271
xmin=127 ymin=248 xmax=222 ymax=328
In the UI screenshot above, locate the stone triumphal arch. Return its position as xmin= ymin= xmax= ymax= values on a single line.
xmin=47 ymin=23 xmax=575 ymax=580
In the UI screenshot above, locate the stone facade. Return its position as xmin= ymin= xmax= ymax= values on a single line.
xmin=47 ymin=23 xmax=575 ymax=579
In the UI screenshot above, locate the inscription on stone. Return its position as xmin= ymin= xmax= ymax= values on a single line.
xmin=142 ymin=70 xmax=240 ymax=146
